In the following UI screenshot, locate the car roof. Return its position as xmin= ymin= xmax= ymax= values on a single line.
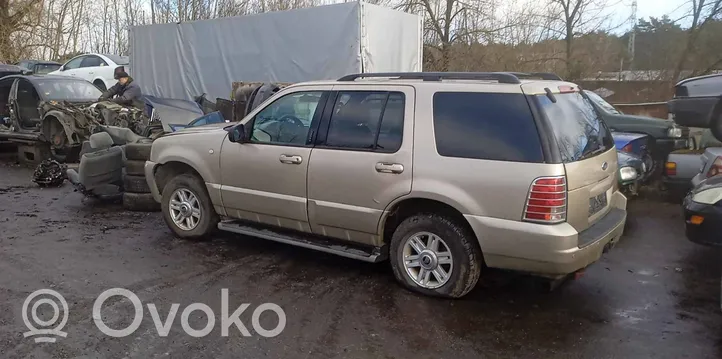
xmin=287 ymin=73 xmax=575 ymax=95
xmin=0 ymin=74 xmax=90 ymax=82
xmin=18 ymin=60 xmax=61 ymax=65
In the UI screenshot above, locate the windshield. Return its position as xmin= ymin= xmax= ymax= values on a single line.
xmin=536 ymin=92 xmax=615 ymax=163
xmin=35 ymin=79 xmax=103 ymax=102
xmin=583 ymin=90 xmax=621 ymax=115
xmin=104 ymin=54 xmax=129 ymax=65
xmin=35 ymin=64 xmax=61 ymax=74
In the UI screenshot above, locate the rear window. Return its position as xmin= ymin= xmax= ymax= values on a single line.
xmin=432 ymin=92 xmax=543 ymax=163
xmin=535 ymin=92 xmax=614 ymax=163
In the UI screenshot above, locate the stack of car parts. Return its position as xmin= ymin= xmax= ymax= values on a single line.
xmin=122 ymin=141 xmax=159 ymax=211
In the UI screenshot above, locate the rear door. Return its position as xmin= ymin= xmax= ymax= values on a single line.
xmin=306 ymin=86 xmax=413 ymax=246
xmin=528 ymin=85 xmax=618 ymax=233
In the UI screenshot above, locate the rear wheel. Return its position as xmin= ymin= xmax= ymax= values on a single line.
xmin=389 ymin=213 xmax=482 ymax=298
xmin=161 ymin=173 xmax=219 ymax=240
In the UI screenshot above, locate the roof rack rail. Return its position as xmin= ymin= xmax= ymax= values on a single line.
xmin=509 ymin=72 xmax=563 ymax=81
xmin=337 ymin=72 xmax=523 ymax=84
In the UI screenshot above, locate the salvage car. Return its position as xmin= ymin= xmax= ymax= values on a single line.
xmin=0 ymin=74 xmax=104 ymax=161
xmin=0 ymin=74 xmax=208 ymax=162
xmin=663 ymin=130 xmax=722 ymax=194
xmin=585 ymin=89 xmax=689 ymax=163
xmin=0 ymin=64 xmax=27 ymax=78
xmin=683 ymin=175 xmax=722 ymax=246
xmin=145 ymin=72 xmax=628 ymax=299
xmin=668 ymin=73 xmax=722 ymax=140
xmin=49 ymin=53 xmax=130 ymax=91
xmin=16 ymin=60 xmax=61 ymax=74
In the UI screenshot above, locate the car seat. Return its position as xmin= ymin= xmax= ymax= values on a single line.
xmin=66 ymin=132 xmax=124 ymax=192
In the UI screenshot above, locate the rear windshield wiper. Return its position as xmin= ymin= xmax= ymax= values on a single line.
xmin=579 ymin=146 xmax=606 ymax=160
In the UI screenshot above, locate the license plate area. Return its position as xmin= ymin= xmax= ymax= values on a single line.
xmin=588 ymin=192 xmax=608 ymax=216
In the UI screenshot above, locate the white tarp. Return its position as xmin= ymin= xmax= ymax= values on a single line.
xmin=129 ymin=2 xmax=422 ymax=102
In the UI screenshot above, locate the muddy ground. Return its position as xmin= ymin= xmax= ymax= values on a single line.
xmin=0 ymin=154 xmax=720 ymax=359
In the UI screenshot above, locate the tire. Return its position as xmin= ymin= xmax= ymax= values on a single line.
xmin=123 ymin=174 xmax=150 ymax=193
xmin=125 ymin=143 xmax=152 ymax=161
xmin=123 ymin=192 xmax=160 ymax=212
xmin=389 ymin=214 xmax=483 ymax=298
xmin=161 ymin=173 xmax=219 ymax=240
xmin=125 ymin=159 xmax=145 ymax=176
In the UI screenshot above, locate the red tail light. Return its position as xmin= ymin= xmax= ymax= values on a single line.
xmin=706 ymin=156 xmax=722 ymax=178
xmin=665 ymin=162 xmax=677 ymax=176
xmin=523 ymin=176 xmax=567 ymax=224
xmin=621 ymin=144 xmax=632 ymax=153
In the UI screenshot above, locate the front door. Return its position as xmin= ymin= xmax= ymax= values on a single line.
xmin=219 ymin=88 xmax=329 ymax=233
xmin=307 ymin=86 xmax=414 ymax=246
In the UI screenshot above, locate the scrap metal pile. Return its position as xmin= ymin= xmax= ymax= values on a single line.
xmin=41 ymin=100 xmax=157 ymax=139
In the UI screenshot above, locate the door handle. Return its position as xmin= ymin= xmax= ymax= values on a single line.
xmin=375 ymin=162 xmax=404 ymax=174
xmin=279 ymin=154 xmax=303 ymax=164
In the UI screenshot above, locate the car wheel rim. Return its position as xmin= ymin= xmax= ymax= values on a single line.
xmin=402 ymin=231 xmax=453 ymax=289
xmin=169 ymin=188 xmax=201 ymax=231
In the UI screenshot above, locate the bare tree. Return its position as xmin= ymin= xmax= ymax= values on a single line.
xmin=672 ymin=0 xmax=722 ymax=81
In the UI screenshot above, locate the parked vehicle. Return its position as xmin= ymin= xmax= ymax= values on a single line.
xmin=663 ymin=130 xmax=722 ymax=194
xmin=0 ymin=64 xmax=28 ymax=78
xmin=584 ymin=90 xmax=689 ymax=164
xmin=613 ymin=132 xmax=653 ymax=182
xmin=667 ymin=73 xmax=722 ymax=140
xmin=16 ymin=60 xmax=61 ymax=74
xmin=48 ymin=53 xmax=130 ymax=91
xmin=145 ymin=72 xmax=628 ymax=298
xmin=691 ymin=147 xmax=722 ymax=188
xmin=683 ymin=174 xmax=722 ymax=247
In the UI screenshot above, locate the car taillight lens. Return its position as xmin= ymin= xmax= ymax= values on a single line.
xmin=621 ymin=144 xmax=633 ymax=153
xmin=706 ymin=157 xmax=722 ymax=178
xmin=523 ymin=176 xmax=567 ymax=224
xmin=665 ymin=162 xmax=677 ymax=176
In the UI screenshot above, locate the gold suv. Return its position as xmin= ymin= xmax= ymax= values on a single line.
xmin=145 ymin=72 xmax=628 ymax=298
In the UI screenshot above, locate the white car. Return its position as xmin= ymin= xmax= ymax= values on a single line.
xmin=49 ymin=53 xmax=130 ymax=91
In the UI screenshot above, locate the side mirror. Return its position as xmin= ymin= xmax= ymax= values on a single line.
xmin=228 ymin=124 xmax=248 ymax=143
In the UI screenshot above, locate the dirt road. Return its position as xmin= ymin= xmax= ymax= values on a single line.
xmin=0 ymin=161 xmax=720 ymax=358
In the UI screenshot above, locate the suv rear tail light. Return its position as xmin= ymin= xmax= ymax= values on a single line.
xmin=523 ymin=176 xmax=567 ymax=224
xmin=665 ymin=162 xmax=677 ymax=176
xmin=706 ymin=156 xmax=722 ymax=178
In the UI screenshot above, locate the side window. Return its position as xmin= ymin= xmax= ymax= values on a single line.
xmin=432 ymin=92 xmax=543 ymax=163
xmin=325 ymin=91 xmax=404 ymax=152
xmin=251 ymin=91 xmax=323 ymax=145
xmin=80 ymin=56 xmax=106 ymax=68
xmin=64 ymin=57 xmax=84 ymax=70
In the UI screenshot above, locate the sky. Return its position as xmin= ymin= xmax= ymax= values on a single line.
xmin=618 ymin=0 xmax=688 ymax=23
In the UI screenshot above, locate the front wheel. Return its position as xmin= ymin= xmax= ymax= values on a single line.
xmin=389 ymin=214 xmax=483 ymax=298
xmin=161 ymin=173 xmax=219 ymax=240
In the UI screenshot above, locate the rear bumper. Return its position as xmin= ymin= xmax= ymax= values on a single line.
xmin=465 ymin=191 xmax=627 ymax=276
xmin=662 ymin=176 xmax=694 ymax=193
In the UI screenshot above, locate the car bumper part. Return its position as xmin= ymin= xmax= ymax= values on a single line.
xmin=662 ymin=176 xmax=695 ymax=193
xmin=145 ymin=160 xmax=162 ymax=203
xmin=683 ymin=194 xmax=722 ymax=246
xmin=465 ymin=191 xmax=627 ymax=277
